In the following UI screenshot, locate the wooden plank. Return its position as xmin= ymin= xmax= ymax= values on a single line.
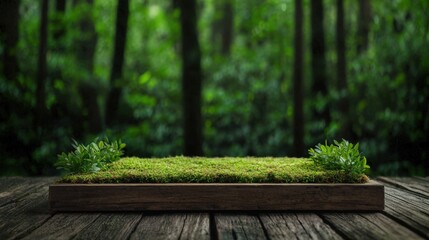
xmin=320 ymin=213 xmax=423 ymax=240
xmin=214 ymin=214 xmax=267 ymax=240
xmin=409 ymin=177 xmax=429 ymax=189
xmin=73 ymin=213 xmax=142 ymax=240
xmin=129 ymin=213 xmax=210 ymax=240
xmin=0 ymin=177 xmax=29 ymax=206
xmin=0 ymin=177 xmax=57 ymax=207
xmin=378 ymin=177 xmax=429 ymax=198
xmin=22 ymin=213 xmax=100 ymax=240
xmin=259 ymin=213 xmax=342 ymax=240
xmin=415 ymin=176 xmax=429 ymax=183
xmin=0 ymin=177 xmax=27 ymax=191
xmin=0 ymin=178 xmax=54 ymax=240
xmin=49 ymin=181 xmax=384 ymax=211
xmin=385 ymin=185 xmax=429 ymax=211
xmin=383 ymin=185 xmax=429 ymax=238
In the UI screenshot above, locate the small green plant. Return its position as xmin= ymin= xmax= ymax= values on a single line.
xmin=56 ymin=138 xmax=126 ymax=174
xmin=308 ymin=139 xmax=370 ymax=175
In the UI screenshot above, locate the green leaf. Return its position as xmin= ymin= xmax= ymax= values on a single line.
xmin=308 ymin=139 xmax=370 ymax=175
xmin=56 ymin=138 xmax=126 ymax=175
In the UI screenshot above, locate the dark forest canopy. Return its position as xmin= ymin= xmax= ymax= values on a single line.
xmin=0 ymin=0 xmax=428 ymax=176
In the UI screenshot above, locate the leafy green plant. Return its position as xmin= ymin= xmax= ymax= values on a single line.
xmin=308 ymin=139 xmax=370 ymax=175
xmin=56 ymin=138 xmax=126 ymax=174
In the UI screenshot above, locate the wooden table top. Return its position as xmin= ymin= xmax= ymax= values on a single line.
xmin=1 ymin=176 xmax=428 ymax=239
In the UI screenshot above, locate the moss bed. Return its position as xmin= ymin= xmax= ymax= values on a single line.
xmin=59 ymin=157 xmax=369 ymax=184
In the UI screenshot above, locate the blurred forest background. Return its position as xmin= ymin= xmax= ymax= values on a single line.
xmin=0 ymin=0 xmax=428 ymax=176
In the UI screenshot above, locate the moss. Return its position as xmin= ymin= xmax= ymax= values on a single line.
xmin=59 ymin=156 xmax=369 ymax=184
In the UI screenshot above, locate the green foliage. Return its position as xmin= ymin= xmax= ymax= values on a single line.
xmin=309 ymin=140 xmax=370 ymax=175
xmin=1 ymin=0 xmax=428 ymax=176
xmin=56 ymin=138 xmax=126 ymax=175
xmin=60 ymin=157 xmax=368 ymax=184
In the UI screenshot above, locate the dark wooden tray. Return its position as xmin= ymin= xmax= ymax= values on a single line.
xmin=49 ymin=180 xmax=384 ymax=212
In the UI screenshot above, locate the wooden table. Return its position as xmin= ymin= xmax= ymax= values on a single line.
xmin=1 ymin=177 xmax=428 ymax=240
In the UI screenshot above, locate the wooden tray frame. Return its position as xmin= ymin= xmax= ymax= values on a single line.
xmin=49 ymin=180 xmax=384 ymax=212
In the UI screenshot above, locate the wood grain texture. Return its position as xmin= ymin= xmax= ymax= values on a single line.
xmin=415 ymin=176 xmax=429 ymax=182
xmin=214 ymin=214 xmax=267 ymax=240
xmin=129 ymin=213 xmax=210 ymax=240
xmin=0 ymin=177 xmax=30 ymax=206
xmin=0 ymin=178 xmax=54 ymax=240
xmin=259 ymin=213 xmax=342 ymax=240
xmin=23 ymin=213 xmax=100 ymax=240
xmin=383 ymin=185 xmax=429 ymax=238
xmin=378 ymin=177 xmax=429 ymax=197
xmin=0 ymin=177 xmax=57 ymax=207
xmin=49 ymin=181 xmax=384 ymax=211
xmin=0 ymin=177 xmax=27 ymax=191
xmin=73 ymin=213 xmax=142 ymax=240
xmin=320 ymin=213 xmax=423 ymax=240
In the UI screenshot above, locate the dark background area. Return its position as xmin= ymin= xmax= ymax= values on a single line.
xmin=0 ymin=0 xmax=427 ymax=176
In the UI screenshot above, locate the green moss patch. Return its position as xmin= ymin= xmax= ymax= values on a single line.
xmin=59 ymin=157 xmax=369 ymax=184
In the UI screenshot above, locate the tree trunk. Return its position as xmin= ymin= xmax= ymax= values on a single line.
xmin=247 ymin=92 xmax=268 ymax=156
xmin=105 ymin=0 xmax=130 ymax=127
xmin=310 ymin=0 xmax=330 ymax=133
xmin=209 ymin=2 xmax=221 ymax=53
xmin=357 ymin=0 xmax=371 ymax=53
xmin=221 ymin=0 xmax=233 ymax=55
xmin=210 ymin=0 xmax=233 ymax=56
xmin=75 ymin=0 xmax=97 ymax=72
xmin=75 ymin=0 xmax=102 ymax=133
xmin=336 ymin=0 xmax=350 ymax=140
xmin=0 ymin=0 xmax=20 ymax=143
xmin=53 ymin=0 xmax=66 ymax=43
xmin=179 ymin=0 xmax=203 ymax=156
xmin=171 ymin=0 xmax=180 ymax=10
xmin=52 ymin=0 xmax=67 ymax=56
xmin=293 ymin=0 xmax=304 ymax=157
xmin=56 ymin=0 xmax=66 ymax=13
xmin=35 ymin=0 xmax=49 ymax=126
xmin=0 ymin=0 xmax=20 ymax=82
xmin=79 ymin=84 xmax=102 ymax=133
